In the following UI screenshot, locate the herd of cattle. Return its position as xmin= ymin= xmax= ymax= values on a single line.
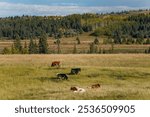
xmin=51 ymin=61 xmax=81 ymax=80
xmin=51 ymin=61 xmax=100 ymax=93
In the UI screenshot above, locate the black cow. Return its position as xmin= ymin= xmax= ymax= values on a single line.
xmin=70 ymin=87 xmax=78 ymax=91
xmin=70 ymin=68 xmax=81 ymax=75
xmin=57 ymin=73 xmax=68 ymax=80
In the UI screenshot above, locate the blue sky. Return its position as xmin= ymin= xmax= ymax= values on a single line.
xmin=0 ymin=0 xmax=150 ymax=17
xmin=0 ymin=0 xmax=150 ymax=7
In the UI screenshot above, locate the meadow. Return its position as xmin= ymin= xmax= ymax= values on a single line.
xmin=0 ymin=54 xmax=150 ymax=100
xmin=0 ymin=34 xmax=150 ymax=54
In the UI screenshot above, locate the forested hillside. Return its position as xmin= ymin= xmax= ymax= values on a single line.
xmin=0 ymin=15 xmax=83 ymax=39
xmin=0 ymin=9 xmax=150 ymax=44
xmin=1 ymin=10 xmax=150 ymax=54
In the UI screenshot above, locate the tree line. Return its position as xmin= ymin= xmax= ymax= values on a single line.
xmin=2 ymin=34 xmax=48 ymax=54
xmin=2 ymin=36 xmax=106 ymax=54
xmin=2 ymin=35 xmax=150 ymax=54
xmin=1 ymin=10 xmax=150 ymax=45
xmin=92 ymin=13 xmax=150 ymax=44
xmin=1 ymin=10 xmax=150 ymax=54
xmin=0 ymin=15 xmax=85 ymax=39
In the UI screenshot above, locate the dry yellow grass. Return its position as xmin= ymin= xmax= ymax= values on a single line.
xmin=0 ymin=34 xmax=150 ymax=53
xmin=0 ymin=54 xmax=150 ymax=100
xmin=0 ymin=54 xmax=150 ymax=67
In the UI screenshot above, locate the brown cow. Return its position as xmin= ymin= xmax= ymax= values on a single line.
xmin=70 ymin=86 xmax=86 ymax=93
xmin=51 ymin=61 xmax=60 ymax=67
xmin=91 ymin=84 xmax=100 ymax=89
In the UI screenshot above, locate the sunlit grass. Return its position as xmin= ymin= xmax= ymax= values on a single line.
xmin=0 ymin=54 xmax=150 ymax=100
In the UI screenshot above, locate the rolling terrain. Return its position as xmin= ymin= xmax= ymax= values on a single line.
xmin=0 ymin=54 xmax=150 ymax=100
xmin=0 ymin=10 xmax=150 ymax=100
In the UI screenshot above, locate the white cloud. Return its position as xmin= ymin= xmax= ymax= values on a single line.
xmin=0 ymin=2 xmax=149 ymax=17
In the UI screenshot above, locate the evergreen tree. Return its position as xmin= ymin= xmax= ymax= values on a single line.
xmin=99 ymin=47 xmax=102 ymax=54
xmin=14 ymin=34 xmax=22 ymax=53
xmin=146 ymin=39 xmax=150 ymax=44
xmin=2 ymin=47 xmax=11 ymax=54
xmin=11 ymin=44 xmax=19 ymax=54
xmin=114 ymin=35 xmax=122 ymax=44
xmin=95 ymin=45 xmax=98 ymax=53
xmin=76 ymin=37 xmax=80 ymax=44
xmin=145 ymin=49 xmax=148 ymax=54
xmin=148 ymin=47 xmax=150 ymax=53
xmin=54 ymin=34 xmax=61 ymax=54
xmin=94 ymin=37 xmax=99 ymax=45
xmin=39 ymin=34 xmax=48 ymax=54
xmin=56 ymin=39 xmax=61 ymax=54
xmin=73 ymin=43 xmax=77 ymax=54
xmin=34 ymin=40 xmax=39 ymax=54
xmin=111 ymin=39 xmax=114 ymax=53
xmin=29 ymin=38 xmax=35 ymax=54
xmin=103 ymin=49 xmax=106 ymax=54
xmin=11 ymin=44 xmax=15 ymax=54
xmin=22 ymin=41 xmax=28 ymax=54
xmin=89 ymin=42 xmax=95 ymax=53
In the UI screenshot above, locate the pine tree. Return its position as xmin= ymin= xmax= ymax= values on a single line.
xmin=111 ymin=39 xmax=114 ymax=53
xmin=94 ymin=37 xmax=99 ymax=45
xmin=29 ymin=38 xmax=35 ymax=54
xmin=148 ymin=47 xmax=150 ymax=53
xmin=99 ymin=47 xmax=102 ymax=54
xmin=103 ymin=49 xmax=106 ymax=54
xmin=14 ymin=34 xmax=22 ymax=53
xmin=145 ymin=49 xmax=148 ymax=54
xmin=89 ymin=42 xmax=95 ymax=53
xmin=76 ymin=37 xmax=80 ymax=44
xmin=34 ymin=40 xmax=39 ymax=54
xmin=11 ymin=44 xmax=15 ymax=54
xmin=73 ymin=43 xmax=77 ymax=54
xmin=56 ymin=39 xmax=61 ymax=54
xmin=95 ymin=45 xmax=98 ymax=53
xmin=22 ymin=41 xmax=28 ymax=54
xmin=2 ymin=47 xmax=11 ymax=54
xmin=146 ymin=39 xmax=150 ymax=44
xmin=39 ymin=34 xmax=48 ymax=54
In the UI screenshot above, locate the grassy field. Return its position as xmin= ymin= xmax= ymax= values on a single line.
xmin=0 ymin=54 xmax=150 ymax=100
xmin=0 ymin=34 xmax=150 ymax=54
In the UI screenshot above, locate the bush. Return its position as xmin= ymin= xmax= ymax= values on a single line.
xmin=2 ymin=47 xmax=11 ymax=54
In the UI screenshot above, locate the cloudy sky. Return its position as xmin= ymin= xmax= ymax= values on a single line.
xmin=0 ymin=0 xmax=150 ymax=17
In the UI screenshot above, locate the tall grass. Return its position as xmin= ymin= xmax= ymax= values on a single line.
xmin=0 ymin=54 xmax=150 ymax=100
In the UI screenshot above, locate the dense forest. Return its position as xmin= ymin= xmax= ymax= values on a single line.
xmin=0 ymin=15 xmax=83 ymax=39
xmin=1 ymin=10 xmax=150 ymax=54
xmin=0 ymin=9 xmax=150 ymax=44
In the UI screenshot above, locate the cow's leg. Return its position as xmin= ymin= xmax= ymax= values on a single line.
xmin=65 ymin=76 xmax=68 ymax=80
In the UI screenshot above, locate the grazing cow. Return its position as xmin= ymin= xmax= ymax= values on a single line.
xmin=57 ymin=73 xmax=68 ymax=80
xmin=70 ymin=68 xmax=81 ymax=75
xmin=91 ymin=84 xmax=100 ymax=89
xmin=70 ymin=86 xmax=86 ymax=93
xmin=51 ymin=61 xmax=60 ymax=67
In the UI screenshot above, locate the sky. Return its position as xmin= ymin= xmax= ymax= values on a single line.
xmin=0 ymin=0 xmax=150 ymax=17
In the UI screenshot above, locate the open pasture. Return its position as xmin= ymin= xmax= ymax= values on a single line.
xmin=0 ymin=54 xmax=150 ymax=100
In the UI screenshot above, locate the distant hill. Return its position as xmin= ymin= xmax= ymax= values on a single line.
xmin=0 ymin=9 xmax=150 ymax=44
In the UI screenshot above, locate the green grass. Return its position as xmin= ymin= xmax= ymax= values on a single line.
xmin=0 ymin=54 xmax=150 ymax=100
